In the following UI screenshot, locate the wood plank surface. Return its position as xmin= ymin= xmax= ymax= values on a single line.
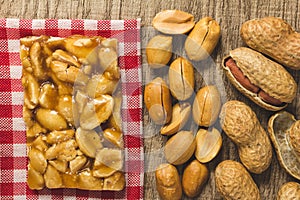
xmin=1 ymin=0 xmax=300 ymax=199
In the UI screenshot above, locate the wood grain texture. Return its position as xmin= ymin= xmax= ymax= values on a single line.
xmin=1 ymin=0 xmax=300 ymax=199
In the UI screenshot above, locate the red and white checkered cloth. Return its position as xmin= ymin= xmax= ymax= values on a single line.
xmin=0 ymin=18 xmax=143 ymax=199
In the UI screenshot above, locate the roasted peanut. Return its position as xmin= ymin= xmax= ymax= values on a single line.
xmin=45 ymin=139 xmax=77 ymax=161
xmin=70 ymin=155 xmax=87 ymax=174
xmin=182 ymin=160 xmax=209 ymax=198
xmin=44 ymin=165 xmax=63 ymax=189
xmin=64 ymin=36 xmax=100 ymax=59
xmin=144 ymin=77 xmax=172 ymax=125
xmin=268 ymin=111 xmax=300 ymax=180
xmin=27 ymin=165 xmax=45 ymax=190
xmin=22 ymin=71 xmax=40 ymax=109
xmin=169 ymin=57 xmax=194 ymax=100
xmin=39 ymin=83 xmax=58 ymax=109
xmin=152 ymin=10 xmax=195 ymax=34
xmin=160 ymin=102 xmax=191 ymax=136
xmin=146 ymin=35 xmax=172 ymax=69
xmin=222 ymin=47 xmax=297 ymax=111
xmin=277 ymin=182 xmax=300 ymax=200
xmin=50 ymin=60 xmax=80 ymax=83
xmin=98 ymin=47 xmax=118 ymax=71
xmin=241 ymin=17 xmax=300 ymax=70
xmin=164 ymin=130 xmax=195 ymax=165
xmin=155 ymin=163 xmax=182 ymax=200
xmin=93 ymin=148 xmax=123 ymax=178
xmin=107 ymin=94 xmax=122 ymax=132
xmin=80 ymin=95 xmax=114 ymax=130
xmin=215 ymin=160 xmax=261 ymax=200
xmin=36 ymin=108 xmax=68 ymax=131
xmin=49 ymin=160 xmax=68 ymax=173
xmin=220 ymin=100 xmax=272 ymax=174
xmin=55 ymin=95 xmax=74 ymax=125
xmin=46 ymin=129 xmax=75 ymax=144
xmin=103 ymin=171 xmax=125 ymax=191
xmin=185 ymin=17 xmax=221 ymax=61
xmin=193 ymin=85 xmax=221 ymax=127
xmin=75 ymin=127 xmax=103 ymax=158
xmin=86 ymin=74 xmax=119 ymax=97
xmin=195 ymin=128 xmax=222 ymax=163
xmin=78 ymin=170 xmax=103 ymax=190
xmin=30 ymin=42 xmax=48 ymax=80
xmin=103 ymin=128 xmax=123 ymax=148
xmin=28 ymin=148 xmax=47 ymax=174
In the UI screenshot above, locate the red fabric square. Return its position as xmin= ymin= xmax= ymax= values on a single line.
xmin=1 ymin=157 xmax=14 ymax=170
xmin=0 ymin=105 xmax=12 ymax=117
xmin=0 ymin=79 xmax=11 ymax=92
xmin=45 ymin=19 xmax=59 ymax=36
xmin=1 ymin=182 xmax=14 ymax=196
xmin=0 ymin=131 xmax=14 ymax=143
xmin=0 ymin=52 xmax=10 ymax=65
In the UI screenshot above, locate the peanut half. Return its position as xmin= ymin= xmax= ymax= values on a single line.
xmin=169 ymin=57 xmax=194 ymax=101
xmin=185 ymin=17 xmax=221 ymax=61
xmin=268 ymin=111 xmax=300 ymax=180
xmin=144 ymin=77 xmax=172 ymax=125
xmin=219 ymin=100 xmax=272 ymax=174
xmin=164 ymin=130 xmax=195 ymax=165
xmin=152 ymin=10 xmax=195 ymax=34
xmin=215 ymin=160 xmax=261 ymax=200
xmin=160 ymin=102 xmax=191 ymax=136
xmin=222 ymin=47 xmax=297 ymax=111
xmin=192 ymin=85 xmax=221 ymax=127
xmin=146 ymin=35 xmax=172 ymax=69
xmin=241 ymin=17 xmax=300 ymax=70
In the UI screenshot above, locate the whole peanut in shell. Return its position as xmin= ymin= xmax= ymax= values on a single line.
xmin=277 ymin=182 xmax=300 ymax=200
xmin=182 ymin=160 xmax=209 ymax=198
xmin=241 ymin=17 xmax=300 ymax=70
xmin=155 ymin=163 xmax=182 ymax=200
xmin=222 ymin=47 xmax=297 ymax=111
xmin=215 ymin=160 xmax=261 ymax=200
xmin=219 ymin=100 xmax=272 ymax=174
xmin=185 ymin=17 xmax=221 ymax=61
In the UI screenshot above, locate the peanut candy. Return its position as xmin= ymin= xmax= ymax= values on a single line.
xmin=21 ymin=35 xmax=125 ymax=191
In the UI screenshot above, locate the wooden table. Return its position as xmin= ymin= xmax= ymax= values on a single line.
xmin=1 ymin=0 xmax=299 ymax=199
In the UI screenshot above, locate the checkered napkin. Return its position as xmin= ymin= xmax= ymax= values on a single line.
xmin=0 ymin=18 xmax=143 ymax=199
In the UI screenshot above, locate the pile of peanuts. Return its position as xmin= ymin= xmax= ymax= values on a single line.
xmin=145 ymin=10 xmax=300 ymax=200
xmin=21 ymin=35 xmax=124 ymax=191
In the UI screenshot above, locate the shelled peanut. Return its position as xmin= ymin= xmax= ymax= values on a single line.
xmin=21 ymin=35 xmax=124 ymax=191
xmin=146 ymin=9 xmax=222 ymax=199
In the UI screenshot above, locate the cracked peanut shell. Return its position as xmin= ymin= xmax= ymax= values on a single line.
xmin=222 ymin=47 xmax=297 ymax=111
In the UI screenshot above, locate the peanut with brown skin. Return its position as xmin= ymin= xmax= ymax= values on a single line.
xmin=222 ymin=47 xmax=297 ymax=111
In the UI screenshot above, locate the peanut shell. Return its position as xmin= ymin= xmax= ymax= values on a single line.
xmin=268 ymin=111 xmax=300 ymax=180
xmin=222 ymin=47 xmax=297 ymax=111
xmin=215 ymin=160 xmax=261 ymax=200
xmin=277 ymin=182 xmax=300 ymax=200
xmin=219 ymin=100 xmax=272 ymax=174
xmin=241 ymin=17 xmax=300 ymax=70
